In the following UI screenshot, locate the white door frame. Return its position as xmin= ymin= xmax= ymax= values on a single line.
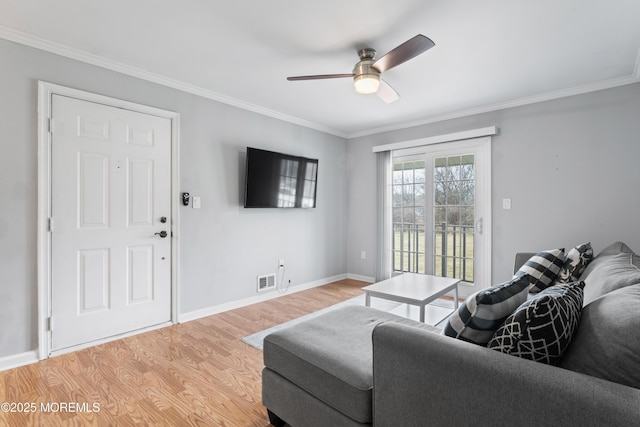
xmin=37 ymin=81 xmax=181 ymax=359
xmin=392 ymin=136 xmax=492 ymax=298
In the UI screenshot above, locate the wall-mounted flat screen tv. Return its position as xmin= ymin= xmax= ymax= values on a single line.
xmin=244 ymin=147 xmax=318 ymax=208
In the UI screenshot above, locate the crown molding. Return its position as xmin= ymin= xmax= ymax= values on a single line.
xmin=2 ymin=25 xmax=638 ymax=141
xmin=347 ymin=73 xmax=640 ymax=139
xmin=0 ymin=25 xmax=347 ymax=139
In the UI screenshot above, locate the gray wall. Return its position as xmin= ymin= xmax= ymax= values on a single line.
xmin=0 ymin=39 xmax=348 ymax=358
xmin=2 ymin=34 xmax=639 ymax=361
xmin=347 ymin=83 xmax=640 ymax=284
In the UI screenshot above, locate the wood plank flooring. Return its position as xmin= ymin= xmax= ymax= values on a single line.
xmin=0 ymin=279 xmax=365 ymax=426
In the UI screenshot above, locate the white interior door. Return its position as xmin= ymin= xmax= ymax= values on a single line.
xmin=50 ymin=94 xmax=172 ymax=352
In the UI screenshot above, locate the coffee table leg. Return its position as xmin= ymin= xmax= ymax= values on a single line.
xmin=365 ymin=292 xmax=371 ymax=307
xmin=454 ymin=284 xmax=459 ymax=309
xmin=419 ymin=304 xmax=425 ymax=323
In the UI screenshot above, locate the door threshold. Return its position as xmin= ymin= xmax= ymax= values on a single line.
xmin=48 ymin=321 xmax=173 ymax=358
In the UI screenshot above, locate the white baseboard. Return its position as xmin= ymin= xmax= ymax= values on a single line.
xmin=0 ymin=273 xmax=372 ymax=371
xmin=0 ymin=350 xmax=39 ymax=372
xmin=179 ymin=273 xmax=349 ymax=323
xmin=347 ymin=273 xmax=375 ymax=283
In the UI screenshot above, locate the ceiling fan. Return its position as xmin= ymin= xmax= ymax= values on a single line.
xmin=287 ymin=34 xmax=435 ymax=103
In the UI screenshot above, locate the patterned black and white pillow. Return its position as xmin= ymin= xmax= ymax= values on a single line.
xmin=487 ymin=281 xmax=584 ymax=365
xmin=443 ymin=275 xmax=530 ymax=345
xmin=515 ymin=248 xmax=565 ymax=293
xmin=556 ymin=242 xmax=593 ymax=284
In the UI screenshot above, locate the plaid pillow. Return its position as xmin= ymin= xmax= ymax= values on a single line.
xmin=515 ymin=248 xmax=565 ymax=293
xmin=443 ymin=275 xmax=530 ymax=345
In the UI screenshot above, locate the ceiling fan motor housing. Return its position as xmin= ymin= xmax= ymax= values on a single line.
xmin=353 ymin=48 xmax=380 ymax=94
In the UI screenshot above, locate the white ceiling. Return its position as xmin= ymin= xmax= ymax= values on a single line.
xmin=1 ymin=0 xmax=639 ymax=137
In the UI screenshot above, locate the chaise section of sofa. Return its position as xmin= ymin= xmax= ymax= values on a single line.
xmin=263 ymin=305 xmax=436 ymax=427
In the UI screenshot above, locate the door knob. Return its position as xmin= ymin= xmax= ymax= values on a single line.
xmin=155 ymin=230 xmax=168 ymax=238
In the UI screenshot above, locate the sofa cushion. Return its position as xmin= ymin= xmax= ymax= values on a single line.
xmin=579 ymin=241 xmax=637 ymax=281
xmin=582 ymin=252 xmax=640 ymax=306
xmin=559 ymin=284 xmax=640 ymax=389
xmin=556 ymin=242 xmax=593 ymax=284
xmin=488 ymin=281 xmax=584 ymax=365
xmin=515 ymin=248 xmax=565 ymax=293
xmin=263 ymin=305 xmax=436 ymax=424
xmin=443 ymin=275 xmax=530 ymax=345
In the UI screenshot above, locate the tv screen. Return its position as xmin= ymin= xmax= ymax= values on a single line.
xmin=244 ymin=147 xmax=318 ymax=208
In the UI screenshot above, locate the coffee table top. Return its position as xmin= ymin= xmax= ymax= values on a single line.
xmin=362 ymin=273 xmax=460 ymax=305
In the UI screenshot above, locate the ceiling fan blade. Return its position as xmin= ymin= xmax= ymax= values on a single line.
xmin=287 ymin=74 xmax=354 ymax=81
xmin=377 ymin=79 xmax=400 ymax=103
xmin=372 ymin=34 xmax=435 ymax=73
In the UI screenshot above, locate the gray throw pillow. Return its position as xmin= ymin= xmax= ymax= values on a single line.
xmin=559 ymin=284 xmax=640 ymax=389
xmin=582 ymin=252 xmax=640 ymax=305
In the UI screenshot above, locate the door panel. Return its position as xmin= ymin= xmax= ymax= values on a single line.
xmin=50 ymin=94 xmax=171 ymax=352
xmin=392 ymin=138 xmax=491 ymax=299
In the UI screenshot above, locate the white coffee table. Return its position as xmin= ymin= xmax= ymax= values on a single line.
xmin=362 ymin=273 xmax=460 ymax=324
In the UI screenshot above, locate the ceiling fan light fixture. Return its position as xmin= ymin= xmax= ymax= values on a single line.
xmin=354 ymin=73 xmax=380 ymax=94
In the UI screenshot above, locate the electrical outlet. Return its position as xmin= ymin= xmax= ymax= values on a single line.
xmin=360 ymin=251 xmax=366 ymax=260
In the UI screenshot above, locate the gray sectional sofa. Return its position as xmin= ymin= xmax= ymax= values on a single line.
xmin=262 ymin=242 xmax=640 ymax=426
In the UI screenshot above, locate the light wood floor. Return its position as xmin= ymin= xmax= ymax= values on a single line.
xmin=0 ymin=279 xmax=365 ymax=426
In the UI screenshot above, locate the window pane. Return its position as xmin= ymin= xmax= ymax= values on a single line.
xmin=447 ymin=156 xmax=461 ymax=180
xmin=431 ymin=153 xmax=476 ymax=283
xmin=415 ymin=207 xmax=425 ymax=225
xmin=414 ymin=162 xmax=426 ymax=183
xmin=403 ymin=208 xmax=415 ymax=224
xmin=393 ymin=207 xmax=402 ymax=222
xmin=392 ymin=167 xmax=403 ymax=185
xmin=461 ymin=155 xmax=475 ymax=179
xmin=403 ymin=163 xmax=414 ymax=183
xmin=462 ymin=206 xmax=474 ymax=227
xmin=434 ymin=207 xmax=446 ymax=226
xmin=403 ymin=184 xmax=415 ymax=206
xmin=392 ymin=185 xmax=403 ymax=206
xmin=392 ymin=157 xmax=426 ymax=274
xmin=415 ymin=183 xmax=425 ymax=206
xmin=446 ymin=181 xmax=461 ymax=205
xmin=447 ymin=207 xmax=460 ymax=226
xmin=461 ymin=180 xmax=474 ymax=205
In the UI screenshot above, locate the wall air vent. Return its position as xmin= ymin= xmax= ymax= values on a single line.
xmin=257 ymin=273 xmax=276 ymax=292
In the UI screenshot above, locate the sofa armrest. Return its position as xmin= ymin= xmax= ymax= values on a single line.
xmin=372 ymin=322 xmax=640 ymax=426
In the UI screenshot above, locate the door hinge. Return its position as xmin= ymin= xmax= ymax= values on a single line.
xmin=47 ymin=316 xmax=52 ymax=331
xmin=48 ymin=218 xmax=54 ymax=232
xmin=48 ymin=118 xmax=53 ymax=134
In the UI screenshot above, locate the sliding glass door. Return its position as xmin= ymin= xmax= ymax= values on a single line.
xmin=391 ymin=138 xmax=491 ymax=297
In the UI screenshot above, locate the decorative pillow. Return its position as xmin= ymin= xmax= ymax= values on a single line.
xmin=443 ymin=275 xmax=530 ymax=345
xmin=556 ymin=242 xmax=593 ymax=284
xmin=582 ymin=252 xmax=640 ymax=306
xmin=559 ymin=284 xmax=640 ymax=389
xmin=515 ymin=248 xmax=565 ymax=293
xmin=487 ymin=281 xmax=584 ymax=365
